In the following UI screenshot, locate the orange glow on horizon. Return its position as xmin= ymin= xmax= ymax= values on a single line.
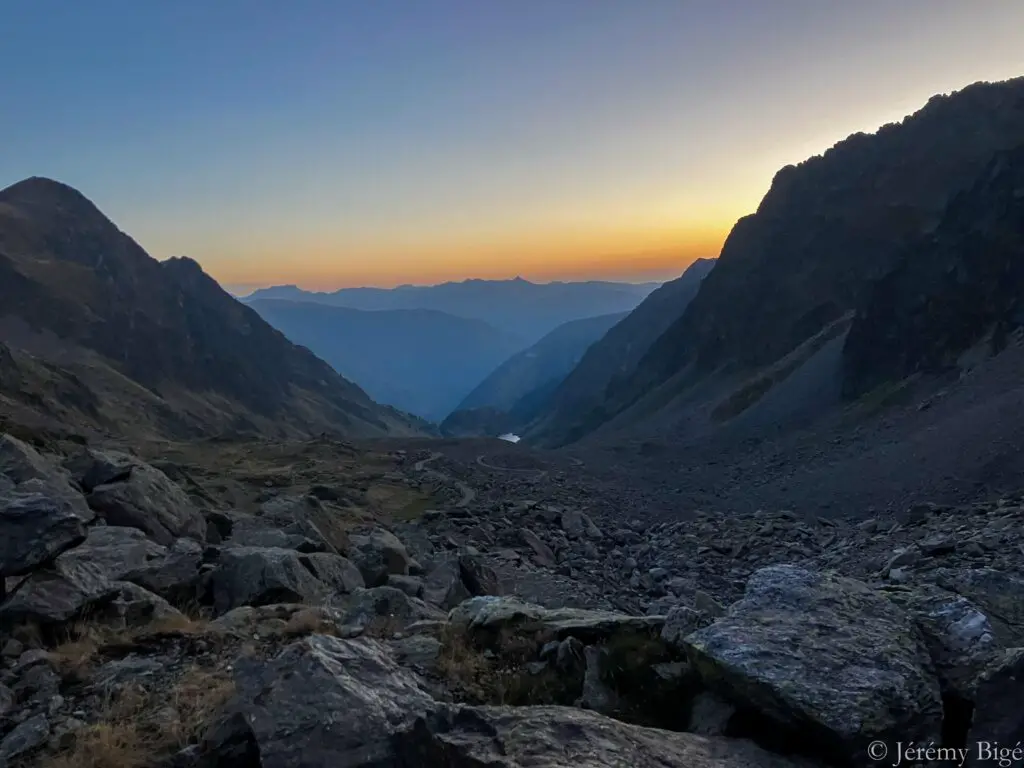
xmin=206 ymin=224 xmax=729 ymax=292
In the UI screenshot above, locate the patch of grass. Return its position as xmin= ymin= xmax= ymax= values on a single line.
xmin=40 ymin=666 xmax=234 ymax=768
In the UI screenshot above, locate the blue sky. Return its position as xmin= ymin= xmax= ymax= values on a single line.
xmin=3 ymin=1 xmax=1023 ymax=290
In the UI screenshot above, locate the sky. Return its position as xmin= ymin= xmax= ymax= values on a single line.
xmin=2 ymin=2 xmax=1023 ymax=292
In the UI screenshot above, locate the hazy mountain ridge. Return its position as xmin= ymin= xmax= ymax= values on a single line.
xmin=247 ymin=299 xmax=527 ymax=421
xmin=541 ymin=77 xmax=1024 ymax=444
xmin=244 ymin=277 xmax=659 ymax=345
xmin=454 ymin=312 xmax=628 ymax=414
xmin=0 ymin=177 xmax=424 ymax=441
xmin=524 ymin=258 xmax=717 ymax=445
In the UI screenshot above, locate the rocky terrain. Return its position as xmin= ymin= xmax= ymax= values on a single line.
xmin=2 ymin=429 xmax=1022 ymax=768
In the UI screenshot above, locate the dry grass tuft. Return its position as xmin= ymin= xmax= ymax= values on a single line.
xmin=40 ymin=667 xmax=234 ymax=768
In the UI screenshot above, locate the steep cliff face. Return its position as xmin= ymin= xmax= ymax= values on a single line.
xmin=0 ymin=177 xmax=423 ymax=439
xmin=843 ymin=144 xmax=1024 ymax=396
xmin=552 ymin=77 xmax=1024 ymax=443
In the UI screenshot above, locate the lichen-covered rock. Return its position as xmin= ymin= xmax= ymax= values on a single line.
xmin=396 ymin=705 xmax=810 ymax=768
xmin=885 ymin=583 xmax=999 ymax=699
xmin=87 ymin=459 xmax=206 ymax=545
xmin=0 ymin=479 xmax=92 ymax=577
xmin=683 ymin=565 xmax=942 ymax=765
xmin=209 ymin=636 xmax=436 ymax=768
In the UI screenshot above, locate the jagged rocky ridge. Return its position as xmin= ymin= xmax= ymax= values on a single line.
xmin=2 ymin=433 xmax=1022 ymax=767
xmin=533 ymin=77 xmax=1024 ymax=445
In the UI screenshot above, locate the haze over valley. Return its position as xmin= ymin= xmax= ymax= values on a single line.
xmin=3 ymin=5 xmax=1024 ymax=767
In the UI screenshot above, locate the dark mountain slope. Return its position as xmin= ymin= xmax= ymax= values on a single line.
xmin=844 ymin=143 xmax=1024 ymax=396
xmin=0 ymin=177 xmax=422 ymax=440
xmin=247 ymin=299 xmax=525 ymax=421
xmin=455 ymin=311 xmax=628 ymax=414
xmin=525 ymin=258 xmax=716 ymax=445
xmin=557 ymin=77 xmax=1024 ymax=444
xmin=244 ymin=277 xmax=658 ymax=345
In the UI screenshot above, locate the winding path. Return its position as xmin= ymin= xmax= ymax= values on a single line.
xmin=475 ymin=454 xmax=550 ymax=480
xmin=412 ymin=450 xmax=477 ymax=508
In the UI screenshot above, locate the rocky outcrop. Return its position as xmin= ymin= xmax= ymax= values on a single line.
xmin=683 ymin=565 xmax=942 ymax=765
xmin=86 ymin=458 xmax=207 ymax=545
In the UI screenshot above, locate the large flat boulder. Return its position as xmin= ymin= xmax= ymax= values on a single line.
xmin=397 ymin=705 xmax=810 ymax=768
xmin=208 ymin=635 xmax=436 ymax=768
xmin=86 ymin=459 xmax=206 ymax=545
xmin=683 ymin=565 xmax=942 ymax=766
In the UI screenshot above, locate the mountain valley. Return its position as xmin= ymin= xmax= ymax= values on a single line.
xmin=3 ymin=74 xmax=1024 ymax=768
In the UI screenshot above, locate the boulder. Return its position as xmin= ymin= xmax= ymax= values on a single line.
xmin=298 ymin=552 xmax=365 ymax=595
xmin=519 ymin=528 xmax=557 ymax=567
xmin=933 ymin=568 xmax=1024 ymax=646
xmin=348 ymin=528 xmax=415 ymax=587
xmin=0 ymin=712 xmax=50 ymax=765
xmin=397 ymin=705 xmax=809 ymax=768
xmin=885 ymin=584 xmax=999 ymax=699
xmin=333 ymin=586 xmax=445 ymax=633
xmin=423 ymin=554 xmax=500 ymax=610
xmin=683 ymin=565 xmax=942 ymax=765
xmin=966 ymin=647 xmax=1024 ymax=761
xmin=0 ymin=479 xmax=92 ymax=577
xmin=560 ymin=509 xmax=602 ymax=540
xmin=123 ymin=537 xmax=205 ymax=604
xmin=0 ymin=558 xmax=116 ymax=625
xmin=0 ymin=434 xmax=69 ymax=487
xmin=210 ymin=547 xmax=328 ymax=615
xmin=56 ymin=525 xmax=167 ymax=582
xmin=387 ymin=575 xmax=425 ymax=599
xmin=208 ymin=636 xmax=436 ymax=767
xmin=227 ymin=517 xmax=323 ymax=552
xmin=63 ymin=448 xmax=135 ymax=492
xmin=87 ymin=460 xmax=206 ymax=545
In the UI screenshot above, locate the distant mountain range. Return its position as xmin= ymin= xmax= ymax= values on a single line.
xmin=0 ymin=177 xmax=425 ymax=441
xmin=243 ymin=278 xmax=659 ymax=346
xmin=246 ymin=299 xmax=526 ymax=421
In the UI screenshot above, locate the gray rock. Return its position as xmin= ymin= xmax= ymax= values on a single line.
xmin=87 ymin=460 xmax=206 ymax=545
xmin=386 ymin=575 xmax=424 ymax=599
xmin=213 ymin=635 xmax=436 ymax=767
xmin=560 ymin=509 xmax=602 ymax=540
xmin=123 ymin=537 xmax=204 ymax=604
xmin=0 ymin=712 xmax=50 ymax=764
xmin=933 ymin=568 xmax=1024 ymax=646
xmin=684 ymin=565 xmax=942 ymax=765
xmin=334 ymin=587 xmax=444 ymax=633
xmin=422 ymin=558 xmax=471 ymax=610
xmin=348 ymin=528 xmax=414 ymax=587
xmin=0 ymin=684 xmax=13 ymax=719
xmin=886 ymin=584 xmax=999 ymax=699
xmin=298 ymin=552 xmax=365 ymax=595
xmin=389 ymin=635 xmax=442 ymax=672
xmin=0 ymin=479 xmax=92 ymax=577
xmin=56 ymin=525 xmax=167 ymax=581
xmin=0 ymin=435 xmax=69 ymax=486
xmin=519 ymin=528 xmax=557 ymax=567
xmin=576 ymin=645 xmax=619 ymax=715
xmin=63 ymin=448 xmax=135 ymax=492
xmin=396 ymin=705 xmax=809 ymax=768
xmin=966 ymin=647 xmax=1024 ymax=762
xmin=102 ymin=582 xmax=184 ymax=628
xmin=0 ymin=557 xmax=116 ymax=625
xmin=210 ymin=547 xmax=328 ymax=615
